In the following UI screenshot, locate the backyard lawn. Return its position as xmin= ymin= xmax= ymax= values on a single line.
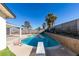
xmin=0 ymin=47 xmax=16 ymax=56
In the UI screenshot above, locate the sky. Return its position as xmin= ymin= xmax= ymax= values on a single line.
xmin=6 ymin=3 xmax=79 ymax=29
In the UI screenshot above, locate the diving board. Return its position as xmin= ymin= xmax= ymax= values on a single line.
xmin=36 ymin=42 xmax=45 ymax=56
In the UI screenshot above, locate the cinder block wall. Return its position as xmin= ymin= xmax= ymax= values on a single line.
xmin=45 ymin=32 xmax=79 ymax=54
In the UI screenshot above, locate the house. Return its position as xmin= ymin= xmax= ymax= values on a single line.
xmin=0 ymin=3 xmax=15 ymax=50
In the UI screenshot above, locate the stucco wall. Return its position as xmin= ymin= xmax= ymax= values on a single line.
xmin=0 ymin=16 xmax=6 ymax=50
xmin=45 ymin=32 xmax=79 ymax=54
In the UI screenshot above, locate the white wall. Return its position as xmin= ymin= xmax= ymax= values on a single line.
xmin=0 ymin=17 xmax=6 ymax=50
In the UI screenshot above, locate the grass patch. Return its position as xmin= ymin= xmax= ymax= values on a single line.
xmin=0 ymin=47 xmax=16 ymax=56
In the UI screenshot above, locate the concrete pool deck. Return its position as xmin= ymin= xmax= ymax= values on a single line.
xmin=7 ymin=33 xmax=77 ymax=56
xmin=45 ymin=45 xmax=76 ymax=56
xmin=7 ymin=34 xmax=34 ymax=56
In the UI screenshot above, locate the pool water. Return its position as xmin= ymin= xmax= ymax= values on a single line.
xmin=21 ymin=33 xmax=60 ymax=47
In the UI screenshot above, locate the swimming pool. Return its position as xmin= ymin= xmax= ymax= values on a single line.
xmin=21 ymin=33 xmax=60 ymax=47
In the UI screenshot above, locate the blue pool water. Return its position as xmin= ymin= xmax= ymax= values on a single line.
xmin=21 ymin=33 xmax=60 ymax=47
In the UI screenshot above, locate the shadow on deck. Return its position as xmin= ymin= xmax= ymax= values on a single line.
xmin=45 ymin=46 xmax=76 ymax=56
xmin=29 ymin=47 xmax=36 ymax=56
xmin=29 ymin=46 xmax=76 ymax=56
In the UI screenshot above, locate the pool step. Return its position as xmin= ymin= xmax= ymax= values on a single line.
xmin=36 ymin=42 xmax=45 ymax=56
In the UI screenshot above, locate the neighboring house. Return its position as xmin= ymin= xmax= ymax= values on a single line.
xmin=0 ymin=3 xmax=15 ymax=50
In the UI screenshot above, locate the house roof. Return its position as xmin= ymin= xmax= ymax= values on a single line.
xmin=0 ymin=3 xmax=16 ymax=19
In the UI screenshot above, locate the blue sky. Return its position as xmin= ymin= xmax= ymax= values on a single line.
xmin=6 ymin=3 xmax=79 ymax=29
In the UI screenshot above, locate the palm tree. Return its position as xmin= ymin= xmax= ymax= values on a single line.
xmin=42 ymin=22 xmax=46 ymax=30
xmin=45 ymin=13 xmax=57 ymax=31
